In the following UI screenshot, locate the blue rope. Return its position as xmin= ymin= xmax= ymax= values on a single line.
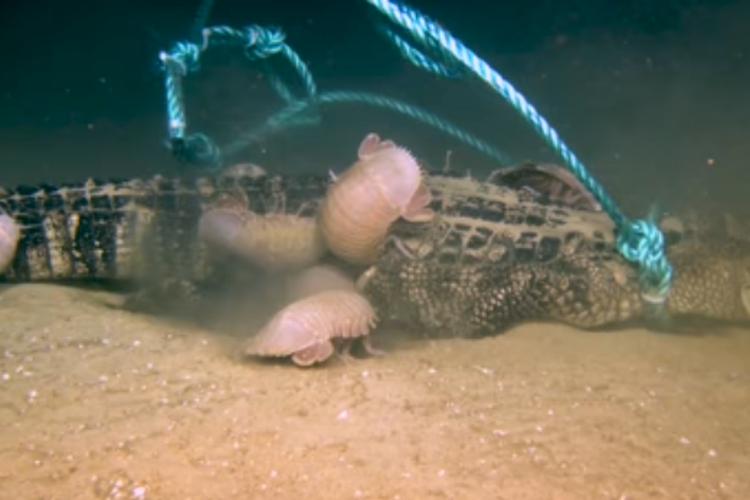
xmin=223 ymin=90 xmax=512 ymax=166
xmin=158 ymin=25 xmax=317 ymax=170
xmin=373 ymin=22 xmax=461 ymax=78
xmin=366 ymin=0 xmax=673 ymax=304
xmin=158 ymin=22 xmax=511 ymax=172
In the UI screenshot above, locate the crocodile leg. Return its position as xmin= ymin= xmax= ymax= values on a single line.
xmin=359 ymin=247 xmax=639 ymax=337
xmin=664 ymin=240 xmax=750 ymax=322
xmin=360 ymin=236 xmax=750 ymax=337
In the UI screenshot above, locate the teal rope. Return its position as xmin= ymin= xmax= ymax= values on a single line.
xmin=158 ymin=21 xmax=511 ymax=172
xmin=373 ymin=22 xmax=461 ymax=78
xmin=158 ymin=25 xmax=317 ymax=169
xmin=223 ymin=90 xmax=513 ymax=166
xmin=366 ymin=0 xmax=673 ymax=304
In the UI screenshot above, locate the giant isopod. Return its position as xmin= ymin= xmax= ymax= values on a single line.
xmin=245 ymin=289 xmax=381 ymax=367
xmin=284 ymin=264 xmax=357 ymax=303
xmin=318 ymin=133 xmax=434 ymax=266
xmin=199 ymin=208 xmax=326 ymax=271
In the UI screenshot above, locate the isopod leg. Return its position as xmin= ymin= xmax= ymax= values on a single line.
xmin=338 ymin=337 xmax=386 ymax=362
xmin=384 ymin=235 xmax=417 ymax=260
xmin=338 ymin=339 xmax=357 ymax=363
xmin=361 ymin=336 xmax=387 ymax=357
xmin=292 ymin=340 xmax=335 ymax=367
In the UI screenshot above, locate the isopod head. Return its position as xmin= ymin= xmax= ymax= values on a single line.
xmin=245 ymin=303 xmax=325 ymax=358
xmin=0 ymin=214 xmax=20 ymax=274
xmin=198 ymin=208 xmax=245 ymax=250
xmin=290 ymin=341 xmax=335 ymax=367
xmin=319 ymin=133 xmax=434 ymax=265
xmin=356 ymin=133 xmax=433 ymax=222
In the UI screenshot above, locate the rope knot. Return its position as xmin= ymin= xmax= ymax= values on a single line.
xmin=160 ymin=42 xmax=201 ymax=75
xmin=616 ymin=219 xmax=673 ymax=304
xmin=170 ymin=133 xmax=223 ymax=171
xmin=245 ymin=25 xmax=286 ymax=60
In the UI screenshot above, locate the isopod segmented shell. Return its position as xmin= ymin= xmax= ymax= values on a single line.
xmin=0 ymin=214 xmax=20 ymax=274
xmin=199 ymin=208 xmax=326 ymax=271
xmin=319 ymin=133 xmax=433 ymax=266
xmin=285 ymin=264 xmax=356 ymax=303
xmin=245 ymin=289 xmax=378 ymax=367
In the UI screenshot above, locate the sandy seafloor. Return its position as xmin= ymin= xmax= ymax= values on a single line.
xmin=0 ymin=282 xmax=749 ymax=500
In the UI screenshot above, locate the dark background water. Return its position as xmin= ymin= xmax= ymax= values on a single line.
xmin=0 ymin=0 xmax=748 ymax=215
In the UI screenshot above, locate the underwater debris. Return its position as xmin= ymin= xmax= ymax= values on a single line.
xmin=488 ymin=162 xmax=601 ymax=212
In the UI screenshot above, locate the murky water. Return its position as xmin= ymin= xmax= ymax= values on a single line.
xmin=2 ymin=1 xmax=750 ymax=497
xmin=1 ymin=283 xmax=748 ymax=499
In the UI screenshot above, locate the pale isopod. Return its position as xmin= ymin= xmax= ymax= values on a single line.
xmin=0 ymin=213 xmax=20 ymax=274
xmin=285 ymin=264 xmax=356 ymax=303
xmin=199 ymin=208 xmax=326 ymax=271
xmin=245 ymin=290 xmax=380 ymax=367
xmin=319 ymin=133 xmax=434 ymax=266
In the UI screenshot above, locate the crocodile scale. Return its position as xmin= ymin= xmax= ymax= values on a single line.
xmin=1 ymin=167 xmax=748 ymax=336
